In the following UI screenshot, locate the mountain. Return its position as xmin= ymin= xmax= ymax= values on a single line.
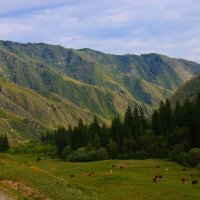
xmin=171 ymin=75 xmax=200 ymax=104
xmin=0 ymin=40 xmax=200 ymax=143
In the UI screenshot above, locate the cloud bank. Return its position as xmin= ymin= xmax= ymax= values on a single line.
xmin=0 ymin=0 xmax=200 ymax=62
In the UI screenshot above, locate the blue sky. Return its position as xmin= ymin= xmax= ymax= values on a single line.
xmin=0 ymin=0 xmax=200 ymax=62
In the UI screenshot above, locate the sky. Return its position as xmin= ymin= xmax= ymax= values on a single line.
xmin=0 ymin=0 xmax=200 ymax=62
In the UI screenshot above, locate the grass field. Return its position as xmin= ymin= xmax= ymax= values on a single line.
xmin=0 ymin=154 xmax=199 ymax=200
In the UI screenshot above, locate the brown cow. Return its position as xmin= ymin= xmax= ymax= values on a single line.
xmin=153 ymin=177 xmax=157 ymax=183
xmin=70 ymin=174 xmax=75 ymax=177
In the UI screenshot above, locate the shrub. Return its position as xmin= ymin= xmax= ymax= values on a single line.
xmin=62 ymin=145 xmax=72 ymax=159
xmin=168 ymin=144 xmax=184 ymax=161
xmin=175 ymin=152 xmax=190 ymax=166
xmin=67 ymin=147 xmax=109 ymax=162
xmin=188 ymin=148 xmax=200 ymax=167
xmin=96 ymin=148 xmax=108 ymax=160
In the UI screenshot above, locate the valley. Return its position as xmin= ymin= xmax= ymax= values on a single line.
xmin=0 ymin=154 xmax=200 ymax=200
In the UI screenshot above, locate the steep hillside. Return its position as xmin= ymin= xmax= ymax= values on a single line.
xmin=0 ymin=40 xmax=200 ymax=142
xmin=0 ymin=80 xmax=104 ymax=144
xmin=171 ymin=75 xmax=200 ymax=104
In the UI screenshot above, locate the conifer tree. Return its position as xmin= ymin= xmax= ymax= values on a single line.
xmin=151 ymin=110 xmax=160 ymax=134
xmin=124 ymin=105 xmax=133 ymax=127
xmin=0 ymin=135 xmax=9 ymax=152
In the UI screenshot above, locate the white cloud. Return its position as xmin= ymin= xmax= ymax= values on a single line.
xmin=0 ymin=0 xmax=199 ymax=62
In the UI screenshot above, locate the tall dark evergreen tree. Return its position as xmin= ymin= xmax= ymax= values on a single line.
xmin=124 ymin=105 xmax=133 ymax=127
xmin=151 ymin=110 xmax=160 ymax=135
xmin=0 ymin=135 xmax=10 ymax=152
xmin=54 ymin=127 xmax=68 ymax=156
xmin=164 ymin=99 xmax=173 ymax=133
xmin=110 ymin=116 xmax=123 ymax=152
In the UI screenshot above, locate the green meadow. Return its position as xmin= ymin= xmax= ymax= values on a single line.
xmin=0 ymin=154 xmax=199 ymax=200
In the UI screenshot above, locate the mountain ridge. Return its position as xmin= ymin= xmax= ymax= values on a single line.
xmin=0 ymin=40 xmax=200 ymax=143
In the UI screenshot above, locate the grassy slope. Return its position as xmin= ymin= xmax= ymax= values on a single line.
xmin=0 ymin=154 xmax=200 ymax=200
xmin=171 ymin=75 xmax=200 ymax=104
xmin=0 ymin=80 xmax=106 ymax=144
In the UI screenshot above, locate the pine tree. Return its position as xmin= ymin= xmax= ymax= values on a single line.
xmin=54 ymin=127 xmax=68 ymax=156
xmin=173 ymin=101 xmax=182 ymax=128
xmin=124 ymin=105 xmax=133 ymax=127
xmin=139 ymin=106 xmax=148 ymax=130
xmin=0 ymin=135 xmax=10 ymax=152
xmin=164 ymin=99 xmax=172 ymax=133
xmin=110 ymin=116 xmax=123 ymax=152
xmin=151 ymin=110 xmax=160 ymax=135
xmin=107 ymin=138 xmax=118 ymax=158
xmin=158 ymin=101 xmax=167 ymax=134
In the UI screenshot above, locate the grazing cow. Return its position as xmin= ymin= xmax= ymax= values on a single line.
xmin=156 ymin=165 xmax=161 ymax=168
xmin=192 ymin=180 xmax=198 ymax=185
xmin=182 ymin=178 xmax=186 ymax=184
xmin=119 ymin=165 xmax=123 ymax=169
xmin=159 ymin=175 xmax=163 ymax=179
xmin=127 ymin=163 xmax=131 ymax=166
xmin=182 ymin=168 xmax=188 ymax=171
xmin=111 ymin=165 xmax=115 ymax=168
xmin=88 ymin=173 xmax=92 ymax=176
xmin=70 ymin=175 xmax=75 ymax=178
xmin=153 ymin=177 xmax=157 ymax=183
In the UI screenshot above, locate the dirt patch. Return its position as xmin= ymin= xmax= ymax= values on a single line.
xmin=0 ymin=190 xmax=14 ymax=200
xmin=0 ymin=178 xmax=50 ymax=200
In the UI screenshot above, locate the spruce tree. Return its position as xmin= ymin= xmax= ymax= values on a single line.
xmin=0 ymin=135 xmax=10 ymax=152
xmin=124 ymin=105 xmax=133 ymax=127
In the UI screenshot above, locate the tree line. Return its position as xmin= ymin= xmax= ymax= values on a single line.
xmin=41 ymin=94 xmax=200 ymax=165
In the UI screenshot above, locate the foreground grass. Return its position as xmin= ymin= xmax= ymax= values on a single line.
xmin=0 ymin=154 xmax=199 ymax=200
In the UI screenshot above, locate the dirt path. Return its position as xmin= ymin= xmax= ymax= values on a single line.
xmin=0 ymin=179 xmax=50 ymax=200
xmin=0 ymin=190 xmax=14 ymax=200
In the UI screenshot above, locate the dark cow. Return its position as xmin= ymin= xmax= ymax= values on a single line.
xmin=182 ymin=178 xmax=186 ymax=184
xmin=159 ymin=175 xmax=163 ymax=179
xmin=70 ymin=174 xmax=75 ymax=177
xmin=156 ymin=165 xmax=161 ymax=168
xmin=192 ymin=180 xmax=198 ymax=185
xmin=182 ymin=168 xmax=188 ymax=171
